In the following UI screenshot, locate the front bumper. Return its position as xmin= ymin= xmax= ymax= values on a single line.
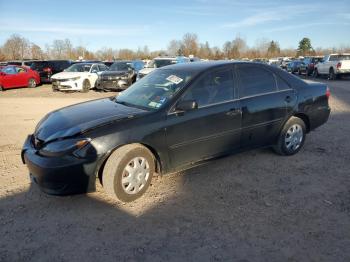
xmin=96 ymin=79 xmax=129 ymax=91
xmin=52 ymin=79 xmax=82 ymax=91
xmin=21 ymin=135 xmax=97 ymax=195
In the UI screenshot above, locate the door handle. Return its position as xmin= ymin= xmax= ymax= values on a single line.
xmin=226 ymin=108 xmax=241 ymax=116
xmin=285 ymin=96 xmax=292 ymax=103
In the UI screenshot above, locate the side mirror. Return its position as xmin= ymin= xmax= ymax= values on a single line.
xmin=92 ymin=70 xmax=98 ymax=73
xmin=175 ymin=100 xmax=198 ymax=113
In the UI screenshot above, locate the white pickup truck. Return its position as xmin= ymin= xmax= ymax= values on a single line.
xmin=314 ymin=53 xmax=350 ymax=80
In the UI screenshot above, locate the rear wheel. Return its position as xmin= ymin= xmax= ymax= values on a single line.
xmin=0 ymin=85 xmax=4 ymax=91
xmin=82 ymin=79 xmax=91 ymax=93
xmin=273 ymin=117 xmax=306 ymax=156
xmin=28 ymin=78 xmax=36 ymax=88
xmin=329 ymin=68 xmax=336 ymax=80
xmin=102 ymin=144 xmax=155 ymax=202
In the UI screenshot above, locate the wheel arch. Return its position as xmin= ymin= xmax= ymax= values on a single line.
xmin=96 ymin=142 xmax=163 ymax=184
xmin=293 ymin=113 xmax=310 ymax=133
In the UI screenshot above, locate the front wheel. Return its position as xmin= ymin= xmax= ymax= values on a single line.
xmin=102 ymin=144 xmax=155 ymax=202
xmin=28 ymin=78 xmax=37 ymax=88
xmin=82 ymin=79 xmax=91 ymax=93
xmin=273 ymin=117 xmax=306 ymax=156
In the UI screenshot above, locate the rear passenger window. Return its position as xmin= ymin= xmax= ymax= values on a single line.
xmin=182 ymin=68 xmax=234 ymax=107
xmin=275 ymin=75 xmax=290 ymax=90
xmin=237 ymin=65 xmax=277 ymax=97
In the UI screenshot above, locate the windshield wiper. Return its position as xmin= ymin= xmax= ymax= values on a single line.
xmin=115 ymin=99 xmax=153 ymax=111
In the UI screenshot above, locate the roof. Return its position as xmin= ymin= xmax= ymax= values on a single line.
xmin=160 ymin=60 xmax=236 ymax=73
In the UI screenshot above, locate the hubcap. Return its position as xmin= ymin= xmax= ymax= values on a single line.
xmin=285 ymin=124 xmax=303 ymax=151
xmin=29 ymin=79 xmax=35 ymax=87
xmin=121 ymin=157 xmax=150 ymax=195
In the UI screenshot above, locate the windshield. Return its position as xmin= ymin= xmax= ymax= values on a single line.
xmin=65 ymin=63 xmax=92 ymax=72
xmin=30 ymin=61 xmax=48 ymax=70
xmin=115 ymin=69 xmax=194 ymax=110
xmin=147 ymin=59 xmax=175 ymax=68
xmin=337 ymin=55 xmax=350 ymax=60
xmin=109 ymin=62 xmax=130 ymax=71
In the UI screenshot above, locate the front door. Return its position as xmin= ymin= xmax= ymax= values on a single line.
xmin=165 ymin=67 xmax=241 ymax=170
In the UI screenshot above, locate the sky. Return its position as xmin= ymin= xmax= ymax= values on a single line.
xmin=0 ymin=0 xmax=349 ymax=51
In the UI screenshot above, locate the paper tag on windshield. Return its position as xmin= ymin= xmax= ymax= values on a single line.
xmin=166 ymin=75 xmax=183 ymax=85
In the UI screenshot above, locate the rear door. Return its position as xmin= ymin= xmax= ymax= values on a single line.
xmin=235 ymin=64 xmax=296 ymax=148
xmin=165 ymin=66 xmax=241 ymax=169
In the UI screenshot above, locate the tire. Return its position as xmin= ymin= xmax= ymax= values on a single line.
xmin=102 ymin=144 xmax=155 ymax=202
xmin=28 ymin=78 xmax=37 ymax=88
xmin=313 ymin=68 xmax=319 ymax=78
xmin=329 ymin=68 xmax=336 ymax=80
xmin=0 ymin=85 xmax=4 ymax=91
xmin=82 ymin=79 xmax=91 ymax=93
xmin=298 ymin=69 xmax=301 ymax=75
xmin=273 ymin=116 xmax=306 ymax=156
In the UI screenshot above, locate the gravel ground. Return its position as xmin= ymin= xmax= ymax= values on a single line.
xmin=0 ymin=78 xmax=349 ymax=262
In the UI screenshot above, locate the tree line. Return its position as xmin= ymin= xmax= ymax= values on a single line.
xmin=0 ymin=33 xmax=349 ymax=61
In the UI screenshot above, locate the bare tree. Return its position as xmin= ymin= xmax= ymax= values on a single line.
xmin=223 ymin=41 xmax=232 ymax=59
xmin=30 ymin=43 xmax=45 ymax=59
xmin=182 ymin=33 xmax=199 ymax=56
xmin=2 ymin=34 xmax=30 ymax=60
xmin=167 ymin=40 xmax=182 ymax=56
xmin=231 ymin=35 xmax=247 ymax=59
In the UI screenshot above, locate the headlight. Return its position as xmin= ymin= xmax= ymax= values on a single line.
xmin=69 ymin=76 xmax=81 ymax=81
xmin=39 ymin=138 xmax=90 ymax=157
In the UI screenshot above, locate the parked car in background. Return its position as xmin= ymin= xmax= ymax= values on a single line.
xmin=280 ymin=59 xmax=292 ymax=70
xmin=103 ymin=61 xmax=114 ymax=67
xmin=6 ymin=60 xmax=38 ymax=66
xmin=137 ymin=57 xmax=190 ymax=79
xmin=96 ymin=60 xmax=136 ymax=91
xmin=30 ymin=60 xmax=72 ymax=83
xmin=287 ymin=61 xmax=304 ymax=74
xmin=0 ymin=65 xmax=40 ymax=91
xmin=22 ymin=61 xmax=330 ymax=202
xmin=314 ymin=54 xmax=350 ymax=79
xmin=299 ymin=56 xmax=323 ymax=76
xmin=51 ymin=63 xmax=108 ymax=92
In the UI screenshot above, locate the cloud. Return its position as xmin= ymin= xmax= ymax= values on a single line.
xmin=0 ymin=21 xmax=150 ymax=37
xmin=221 ymin=4 xmax=320 ymax=28
xmin=264 ymin=22 xmax=350 ymax=33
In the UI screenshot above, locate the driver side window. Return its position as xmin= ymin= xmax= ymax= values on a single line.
xmin=91 ymin=65 xmax=99 ymax=72
xmin=181 ymin=68 xmax=234 ymax=108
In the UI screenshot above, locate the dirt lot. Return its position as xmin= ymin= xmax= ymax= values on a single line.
xmin=0 ymin=79 xmax=349 ymax=262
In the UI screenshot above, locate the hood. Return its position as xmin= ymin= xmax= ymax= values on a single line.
xmin=139 ymin=67 xmax=155 ymax=75
xmin=34 ymin=97 xmax=148 ymax=143
xmin=51 ymin=71 xmax=88 ymax=80
xmin=100 ymin=71 xmax=128 ymax=77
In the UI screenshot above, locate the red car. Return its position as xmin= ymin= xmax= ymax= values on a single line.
xmin=0 ymin=65 xmax=40 ymax=91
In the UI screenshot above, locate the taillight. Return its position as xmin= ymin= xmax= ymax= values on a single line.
xmin=336 ymin=62 xmax=342 ymax=69
xmin=43 ymin=67 xmax=52 ymax=73
xmin=326 ymin=87 xmax=330 ymax=99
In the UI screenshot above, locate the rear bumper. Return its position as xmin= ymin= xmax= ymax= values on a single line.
xmin=309 ymin=106 xmax=331 ymax=130
xmin=336 ymin=69 xmax=350 ymax=75
xmin=21 ymin=135 xmax=97 ymax=195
